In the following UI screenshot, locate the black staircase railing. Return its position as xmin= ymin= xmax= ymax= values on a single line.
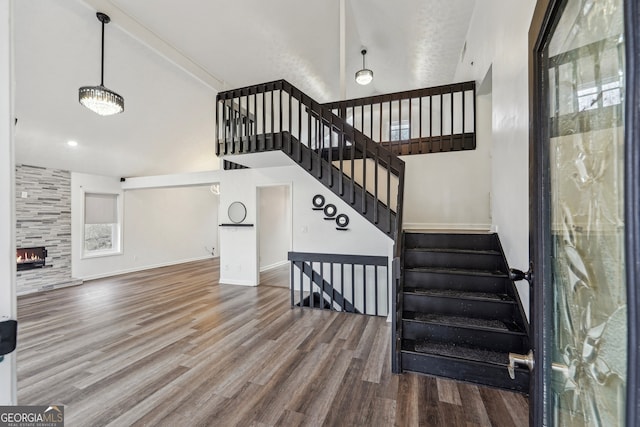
xmin=288 ymin=252 xmax=388 ymax=316
xmin=323 ymin=82 xmax=476 ymax=156
xmin=216 ymin=79 xmax=406 ymax=364
xmin=216 ymin=79 xmax=404 ymax=239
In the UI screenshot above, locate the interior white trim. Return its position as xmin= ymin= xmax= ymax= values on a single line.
xmin=218 ymin=277 xmax=256 ymax=287
xmin=260 ymin=260 xmax=289 ymax=273
xmin=121 ymin=170 xmax=223 ymax=190
xmin=403 ymin=222 xmax=492 ymax=232
xmin=78 ymin=255 xmax=217 ymax=281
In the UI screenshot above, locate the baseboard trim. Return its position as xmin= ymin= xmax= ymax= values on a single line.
xmin=79 ymin=256 xmax=218 ymax=281
xmin=260 ymin=260 xmax=289 ymax=273
xmin=17 ymin=278 xmax=84 ymax=297
xmin=219 ymin=278 xmax=256 ymax=287
xmin=403 ymin=222 xmax=492 ymax=231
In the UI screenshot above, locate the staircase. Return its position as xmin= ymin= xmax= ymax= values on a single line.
xmin=397 ymin=231 xmax=530 ymax=392
xmin=216 ymin=80 xmax=405 ymax=239
xmin=216 ymin=80 xmax=530 ymax=392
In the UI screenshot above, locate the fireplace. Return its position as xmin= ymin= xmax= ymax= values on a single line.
xmin=17 ymin=247 xmax=47 ymax=271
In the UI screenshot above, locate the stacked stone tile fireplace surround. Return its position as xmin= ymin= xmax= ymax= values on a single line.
xmin=16 ymin=165 xmax=82 ymax=295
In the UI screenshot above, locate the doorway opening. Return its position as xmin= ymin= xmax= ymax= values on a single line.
xmin=257 ymin=185 xmax=292 ymax=288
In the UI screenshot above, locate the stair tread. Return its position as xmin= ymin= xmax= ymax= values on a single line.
xmin=405 ymin=248 xmax=500 ymax=255
xmin=402 ymin=338 xmax=510 ymax=366
xmin=404 ymin=267 xmax=508 ymax=277
xmin=404 ymin=287 xmax=513 ymax=302
xmin=403 ymin=311 xmax=526 ymax=334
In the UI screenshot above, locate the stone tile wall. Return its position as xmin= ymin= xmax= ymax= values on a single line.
xmin=16 ymin=164 xmax=80 ymax=295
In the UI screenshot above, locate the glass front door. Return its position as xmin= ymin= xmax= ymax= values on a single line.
xmin=543 ymin=0 xmax=627 ymax=424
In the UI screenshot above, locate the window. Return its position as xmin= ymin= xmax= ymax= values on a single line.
xmin=390 ymin=120 xmax=410 ymax=141
xmin=84 ymin=193 xmax=121 ymax=256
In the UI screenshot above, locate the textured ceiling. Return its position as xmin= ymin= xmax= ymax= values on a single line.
xmin=13 ymin=0 xmax=476 ymax=177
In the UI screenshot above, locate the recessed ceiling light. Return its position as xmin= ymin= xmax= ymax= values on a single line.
xmin=67 ymin=140 xmax=78 ymax=147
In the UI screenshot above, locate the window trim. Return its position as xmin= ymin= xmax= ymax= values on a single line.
xmin=81 ymin=189 xmax=124 ymax=259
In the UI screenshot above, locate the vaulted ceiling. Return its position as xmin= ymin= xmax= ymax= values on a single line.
xmin=14 ymin=0 xmax=476 ymax=177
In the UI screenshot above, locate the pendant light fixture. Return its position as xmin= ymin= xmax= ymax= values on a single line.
xmin=355 ymin=49 xmax=373 ymax=85
xmin=79 ymin=12 xmax=124 ymax=116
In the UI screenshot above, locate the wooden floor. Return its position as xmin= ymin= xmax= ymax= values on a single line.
xmin=17 ymin=259 xmax=528 ymax=426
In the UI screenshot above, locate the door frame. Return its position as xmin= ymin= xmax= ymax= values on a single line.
xmin=623 ymin=0 xmax=640 ymax=424
xmin=528 ymin=0 xmax=640 ymax=425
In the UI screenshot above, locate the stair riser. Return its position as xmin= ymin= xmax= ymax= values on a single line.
xmin=404 ymin=233 xmax=497 ymax=251
xmin=404 ymin=250 xmax=503 ymax=271
xmin=403 ymin=270 xmax=509 ymax=294
xmin=403 ymin=294 xmax=515 ymax=320
xmin=401 ymin=352 xmax=529 ymax=393
xmin=402 ymin=320 xmax=528 ymax=354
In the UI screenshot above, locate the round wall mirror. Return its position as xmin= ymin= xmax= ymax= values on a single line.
xmin=228 ymin=201 xmax=247 ymax=224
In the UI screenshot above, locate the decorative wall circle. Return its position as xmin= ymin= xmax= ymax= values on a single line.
xmin=323 ymin=204 xmax=337 ymax=218
xmin=336 ymin=213 xmax=349 ymax=228
xmin=228 ymin=201 xmax=247 ymax=224
xmin=312 ymin=194 xmax=325 ymax=208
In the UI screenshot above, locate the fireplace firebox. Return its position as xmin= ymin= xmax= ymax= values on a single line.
xmin=17 ymin=247 xmax=47 ymax=271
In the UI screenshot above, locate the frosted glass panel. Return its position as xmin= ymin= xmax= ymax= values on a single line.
xmin=546 ymin=0 xmax=626 ymax=425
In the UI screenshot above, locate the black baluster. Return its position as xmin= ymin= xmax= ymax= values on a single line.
xmin=408 ymin=98 xmax=412 ymax=154
xmin=387 ymin=154 xmax=391 ymax=234
xmin=439 ymin=93 xmax=443 ymax=152
xmin=462 ymin=88 xmax=466 ymax=141
xmin=419 ymin=97 xmax=423 ymax=154
xmin=330 ymin=263 xmax=334 ymax=310
xmin=262 ymin=87 xmax=266 ymax=150
xmin=450 ymin=87 xmax=454 ymax=150
xmin=320 ymin=261 xmax=324 ymax=310
xmin=215 ymin=98 xmax=220 ymax=156
xmin=429 ymin=95 xmax=433 ymax=153
xmin=351 ymin=264 xmax=355 ymax=314
xmin=374 ymin=265 xmax=378 ymax=316
xmin=374 ymin=145 xmax=379 ymax=224
xmin=299 ymin=261 xmax=303 ymax=309
xmin=288 ymin=90 xmax=292 ymax=154
xmin=290 ymin=261 xmax=294 ymax=307
xmin=362 ymin=265 xmax=367 ymax=315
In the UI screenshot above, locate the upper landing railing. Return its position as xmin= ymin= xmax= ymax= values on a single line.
xmin=323 ymin=81 xmax=476 ymax=155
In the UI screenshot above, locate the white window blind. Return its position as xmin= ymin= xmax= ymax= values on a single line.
xmin=85 ymin=193 xmax=118 ymax=225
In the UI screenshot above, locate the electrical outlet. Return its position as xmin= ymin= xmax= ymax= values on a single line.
xmin=21 ymin=191 xmax=27 ymax=198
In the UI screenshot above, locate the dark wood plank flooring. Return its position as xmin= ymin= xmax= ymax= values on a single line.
xmin=17 ymin=259 xmax=528 ymax=426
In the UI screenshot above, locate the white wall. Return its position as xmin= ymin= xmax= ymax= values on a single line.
xmin=72 ymin=172 xmax=218 ymax=280
xmin=402 ymin=92 xmax=492 ymax=230
xmin=218 ymin=157 xmax=392 ymax=287
xmin=0 ymin=0 xmax=17 ymax=405
xmin=454 ymin=0 xmax=537 ymax=317
xmin=258 ymin=185 xmax=291 ymax=271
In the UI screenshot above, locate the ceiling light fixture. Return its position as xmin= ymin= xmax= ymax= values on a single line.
xmin=67 ymin=140 xmax=78 ymax=147
xmin=79 ymin=12 xmax=124 ymax=116
xmin=355 ymin=49 xmax=373 ymax=85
